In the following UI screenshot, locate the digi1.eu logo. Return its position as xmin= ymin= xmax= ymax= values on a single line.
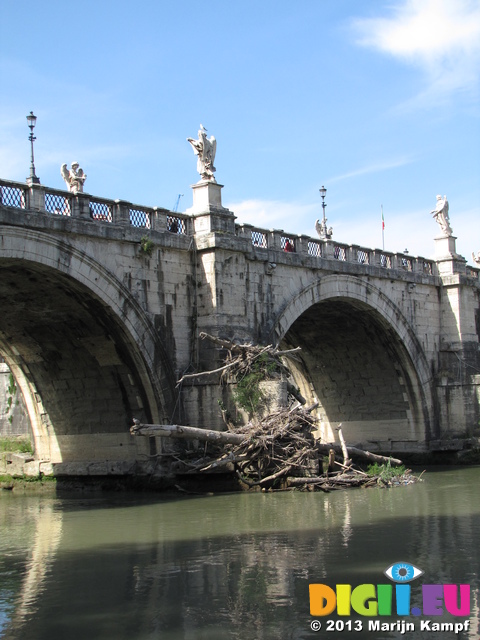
xmin=309 ymin=561 xmax=471 ymax=618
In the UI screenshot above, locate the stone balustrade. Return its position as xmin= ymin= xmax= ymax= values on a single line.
xmin=0 ymin=178 xmax=192 ymax=237
xmin=2 ymin=177 xmax=480 ymax=282
xmin=235 ymin=222 xmax=439 ymax=277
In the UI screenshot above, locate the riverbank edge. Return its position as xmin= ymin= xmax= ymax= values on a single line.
xmin=2 ymin=448 xmax=480 ymax=494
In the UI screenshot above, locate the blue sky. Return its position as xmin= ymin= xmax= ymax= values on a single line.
xmin=1 ymin=0 xmax=479 ymax=260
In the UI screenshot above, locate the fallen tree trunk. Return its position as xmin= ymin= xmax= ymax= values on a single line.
xmin=236 ymin=464 xmax=293 ymax=487
xmin=131 ymin=420 xmax=402 ymax=467
xmin=130 ymin=422 xmax=244 ymax=445
xmin=286 ymin=475 xmax=371 ymax=487
xmin=336 ymin=425 xmax=351 ymax=466
xmin=316 ymin=442 xmax=402 ymax=466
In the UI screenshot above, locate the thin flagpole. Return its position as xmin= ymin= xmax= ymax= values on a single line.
xmin=381 ymin=205 xmax=385 ymax=251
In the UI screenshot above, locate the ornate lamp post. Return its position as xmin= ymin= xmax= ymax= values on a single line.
xmin=26 ymin=111 xmax=40 ymax=185
xmin=315 ymin=185 xmax=332 ymax=240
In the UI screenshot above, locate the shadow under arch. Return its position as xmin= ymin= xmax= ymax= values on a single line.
xmin=270 ymin=275 xmax=436 ymax=449
xmin=0 ymin=227 xmax=176 ymax=465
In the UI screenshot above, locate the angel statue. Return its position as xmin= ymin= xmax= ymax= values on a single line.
xmin=187 ymin=124 xmax=217 ymax=182
xmin=61 ymin=162 xmax=87 ymax=193
xmin=315 ymin=219 xmax=333 ymax=240
xmin=430 ymin=194 xmax=452 ymax=236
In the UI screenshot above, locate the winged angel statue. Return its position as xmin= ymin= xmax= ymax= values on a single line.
xmin=61 ymin=162 xmax=87 ymax=193
xmin=430 ymin=194 xmax=452 ymax=236
xmin=187 ymin=125 xmax=217 ymax=182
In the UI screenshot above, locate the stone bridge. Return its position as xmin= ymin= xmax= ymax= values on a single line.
xmin=1 ymin=177 xmax=479 ymax=476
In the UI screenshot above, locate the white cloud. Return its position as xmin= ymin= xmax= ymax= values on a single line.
xmin=327 ymin=205 xmax=479 ymax=263
xmin=225 ymin=198 xmax=318 ymax=232
xmin=226 ymin=198 xmax=479 ymax=265
xmin=352 ymin=0 xmax=480 ymax=105
xmin=334 ymin=207 xmax=434 ymax=257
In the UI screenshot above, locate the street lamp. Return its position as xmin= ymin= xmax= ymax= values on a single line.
xmin=316 ymin=185 xmax=332 ymax=240
xmin=26 ymin=111 xmax=40 ymax=185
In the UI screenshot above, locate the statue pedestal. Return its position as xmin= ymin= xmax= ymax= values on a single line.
xmin=187 ymin=180 xmax=225 ymax=214
xmin=187 ymin=180 xmax=236 ymax=235
xmin=435 ymin=234 xmax=459 ymax=259
xmin=434 ymin=235 xmax=466 ymax=275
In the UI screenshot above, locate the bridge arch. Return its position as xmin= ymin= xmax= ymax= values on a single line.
xmin=0 ymin=227 xmax=176 ymax=465
xmin=272 ymin=275 xmax=435 ymax=449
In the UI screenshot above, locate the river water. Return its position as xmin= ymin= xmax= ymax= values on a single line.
xmin=1 ymin=467 xmax=479 ymax=640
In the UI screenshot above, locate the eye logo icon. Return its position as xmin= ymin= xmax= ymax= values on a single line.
xmin=384 ymin=562 xmax=424 ymax=583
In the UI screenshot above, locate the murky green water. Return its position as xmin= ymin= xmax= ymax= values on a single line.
xmin=1 ymin=467 xmax=479 ymax=639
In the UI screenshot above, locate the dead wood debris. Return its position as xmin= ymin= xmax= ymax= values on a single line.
xmin=176 ymin=332 xmax=302 ymax=389
xmin=134 ymin=333 xmax=421 ymax=492
xmin=131 ymin=407 xmax=419 ymax=492
xmin=169 ymin=405 xmax=418 ymax=492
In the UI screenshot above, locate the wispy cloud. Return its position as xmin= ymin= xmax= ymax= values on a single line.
xmin=352 ymin=0 xmax=480 ymax=106
xmin=327 ymin=156 xmax=416 ymax=184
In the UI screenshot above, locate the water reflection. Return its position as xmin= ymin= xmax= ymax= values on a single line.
xmin=0 ymin=499 xmax=62 ymax=637
xmin=0 ymin=468 xmax=480 ymax=639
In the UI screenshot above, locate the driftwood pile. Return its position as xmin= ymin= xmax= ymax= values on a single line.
xmin=131 ymin=333 xmax=419 ymax=492
xmin=131 ymin=408 xmax=415 ymax=491
xmin=200 ymin=403 xmax=321 ymax=488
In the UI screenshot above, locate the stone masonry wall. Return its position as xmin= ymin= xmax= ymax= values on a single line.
xmin=0 ymin=182 xmax=479 ymax=469
xmin=189 ymin=229 xmax=479 ymax=448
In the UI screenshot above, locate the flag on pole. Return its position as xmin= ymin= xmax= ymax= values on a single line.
xmin=381 ymin=205 xmax=385 ymax=251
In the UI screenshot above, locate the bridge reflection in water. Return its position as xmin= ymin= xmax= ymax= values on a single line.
xmin=1 ymin=467 xmax=480 ymax=639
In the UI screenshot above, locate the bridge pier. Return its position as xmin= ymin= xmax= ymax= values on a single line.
xmin=432 ymin=234 xmax=480 ymax=440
